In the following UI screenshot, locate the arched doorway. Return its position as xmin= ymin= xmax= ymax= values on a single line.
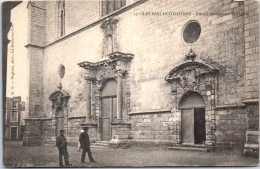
xmin=179 ymin=92 xmax=206 ymax=144
xmin=101 ymin=79 xmax=117 ymax=141
xmin=56 ymin=107 xmax=65 ymax=136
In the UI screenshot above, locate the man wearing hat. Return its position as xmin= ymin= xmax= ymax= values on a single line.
xmin=56 ymin=130 xmax=72 ymax=167
xmin=79 ymin=127 xmax=95 ymax=163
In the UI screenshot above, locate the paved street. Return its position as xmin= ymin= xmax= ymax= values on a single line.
xmin=3 ymin=141 xmax=259 ymax=167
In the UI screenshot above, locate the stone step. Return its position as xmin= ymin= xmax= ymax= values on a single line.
xmin=95 ymin=141 xmax=110 ymax=144
xmin=91 ymin=143 xmax=109 ymax=147
xmin=168 ymin=144 xmax=213 ymax=152
xmin=173 ymin=144 xmax=212 ymax=148
xmin=168 ymin=146 xmax=211 ymax=152
xmin=90 ymin=145 xmax=109 ymax=149
xmin=90 ymin=141 xmax=110 ymax=149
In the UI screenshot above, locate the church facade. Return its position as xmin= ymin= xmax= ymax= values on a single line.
xmin=22 ymin=0 xmax=259 ymax=156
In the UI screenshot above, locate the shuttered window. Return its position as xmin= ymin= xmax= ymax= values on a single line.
xmin=102 ymin=0 xmax=126 ymax=16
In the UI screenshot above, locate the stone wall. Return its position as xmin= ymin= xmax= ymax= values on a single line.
xmin=42 ymin=24 xmax=103 ymax=118
xmin=45 ymin=1 xmax=100 ymax=44
xmin=121 ymin=0 xmax=246 ymax=112
xmin=129 ymin=112 xmax=173 ymax=142
xmin=215 ymin=106 xmax=247 ymax=145
xmin=42 ymin=0 xmax=246 ymax=121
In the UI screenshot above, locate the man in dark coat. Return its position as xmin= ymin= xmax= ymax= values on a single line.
xmin=56 ymin=130 xmax=72 ymax=167
xmin=79 ymin=127 xmax=95 ymax=163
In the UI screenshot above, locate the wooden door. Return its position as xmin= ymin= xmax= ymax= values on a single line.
xmin=194 ymin=108 xmax=206 ymax=144
xmin=56 ymin=108 xmax=64 ymax=136
xmin=181 ymin=109 xmax=194 ymax=144
xmin=101 ymin=97 xmax=117 ymax=141
xmin=101 ymin=80 xmax=117 ymax=141
xmin=11 ymin=127 xmax=17 ymax=140
xmin=101 ymin=98 xmax=111 ymax=141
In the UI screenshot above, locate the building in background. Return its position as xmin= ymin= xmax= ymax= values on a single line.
xmin=2 ymin=1 xmax=22 ymax=142
xmin=5 ymin=96 xmax=25 ymax=140
xmin=6 ymin=0 xmax=258 ymax=157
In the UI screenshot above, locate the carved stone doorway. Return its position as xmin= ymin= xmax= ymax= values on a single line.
xmin=49 ymin=86 xmax=70 ymax=137
xmin=101 ymin=79 xmax=117 ymax=141
xmin=180 ymin=91 xmax=206 ymax=144
xmin=56 ymin=107 xmax=65 ymax=136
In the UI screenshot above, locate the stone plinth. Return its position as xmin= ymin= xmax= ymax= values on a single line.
xmin=244 ymin=131 xmax=259 ymax=158
xmin=111 ymin=122 xmax=131 ymax=140
xmin=243 ymin=101 xmax=259 ymax=157
xmin=109 ymin=122 xmax=131 ymax=149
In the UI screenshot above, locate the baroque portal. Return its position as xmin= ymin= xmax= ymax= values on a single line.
xmin=78 ymin=51 xmax=134 ymax=141
xmin=165 ymin=49 xmax=219 ymax=146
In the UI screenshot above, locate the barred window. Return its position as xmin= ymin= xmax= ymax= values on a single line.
xmin=102 ymin=0 xmax=126 ymax=16
xmin=11 ymin=111 xmax=18 ymax=122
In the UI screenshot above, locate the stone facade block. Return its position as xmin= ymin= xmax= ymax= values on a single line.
xmin=22 ymin=0 xmax=258 ymax=151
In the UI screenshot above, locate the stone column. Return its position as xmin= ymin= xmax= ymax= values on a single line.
xmin=116 ymin=71 xmax=123 ymax=121
xmin=86 ymin=80 xmax=92 ymax=122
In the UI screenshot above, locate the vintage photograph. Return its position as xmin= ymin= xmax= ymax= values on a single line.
xmin=2 ymin=0 xmax=259 ymax=167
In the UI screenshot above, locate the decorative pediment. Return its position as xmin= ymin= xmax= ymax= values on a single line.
xmin=78 ymin=51 xmax=134 ymax=90
xmin=49 ymin=88 xmax=70 ymax=109
xmin=165 ymin=61 xmax=219 ymax=83
xmin=165 ymin=61 xmax=219 ymax=92
xmin=78 ymin=51 xmax=133 ymax=70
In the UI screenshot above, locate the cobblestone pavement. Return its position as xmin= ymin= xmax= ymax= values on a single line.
xmin=3 ymin=141 xmax=259 ymax=167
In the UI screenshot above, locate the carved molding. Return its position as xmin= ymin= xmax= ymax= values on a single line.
xmin=165 ymin=60 xmax=219 ymax=92
xmin=78 ymin=51 xmax=133 ymax=91
xmin=101 ymin=18 xmax=119 ymax=57
xmin=49 ymin=89 xmax=70 ymax=109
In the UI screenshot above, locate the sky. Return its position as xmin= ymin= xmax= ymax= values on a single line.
xmin=6 ymin=2 xmax=29 ymax=117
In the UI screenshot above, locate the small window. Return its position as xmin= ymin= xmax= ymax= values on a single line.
xmin=101 ymin=0 xmax=126 ymax=16
xmin=11 ymin=111 xmax=18 ymax=122
xmin=12 ymin=102 xmax=17 ymax=109
xmin=183 ymin=21 xmax=201 ymax=43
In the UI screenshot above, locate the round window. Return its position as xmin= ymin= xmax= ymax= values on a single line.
xmin=183 ymin=21 xmax=201 ymax=43
xmin=58 ymin=65 xmax=65 ymax=79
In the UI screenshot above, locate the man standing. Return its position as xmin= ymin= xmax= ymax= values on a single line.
xmin=79 ymin=127 xmax=95 ymax=163
xmin=56 ymin=130 xmax=72 ymax=167
xmin=78 ymin=129 xmax=84 ymax=152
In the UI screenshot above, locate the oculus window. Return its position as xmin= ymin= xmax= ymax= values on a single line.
xmin=183 ymin=21 xmax=201 ymax=43
xmin=58 ymin=65 xmax=65 ymax=79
